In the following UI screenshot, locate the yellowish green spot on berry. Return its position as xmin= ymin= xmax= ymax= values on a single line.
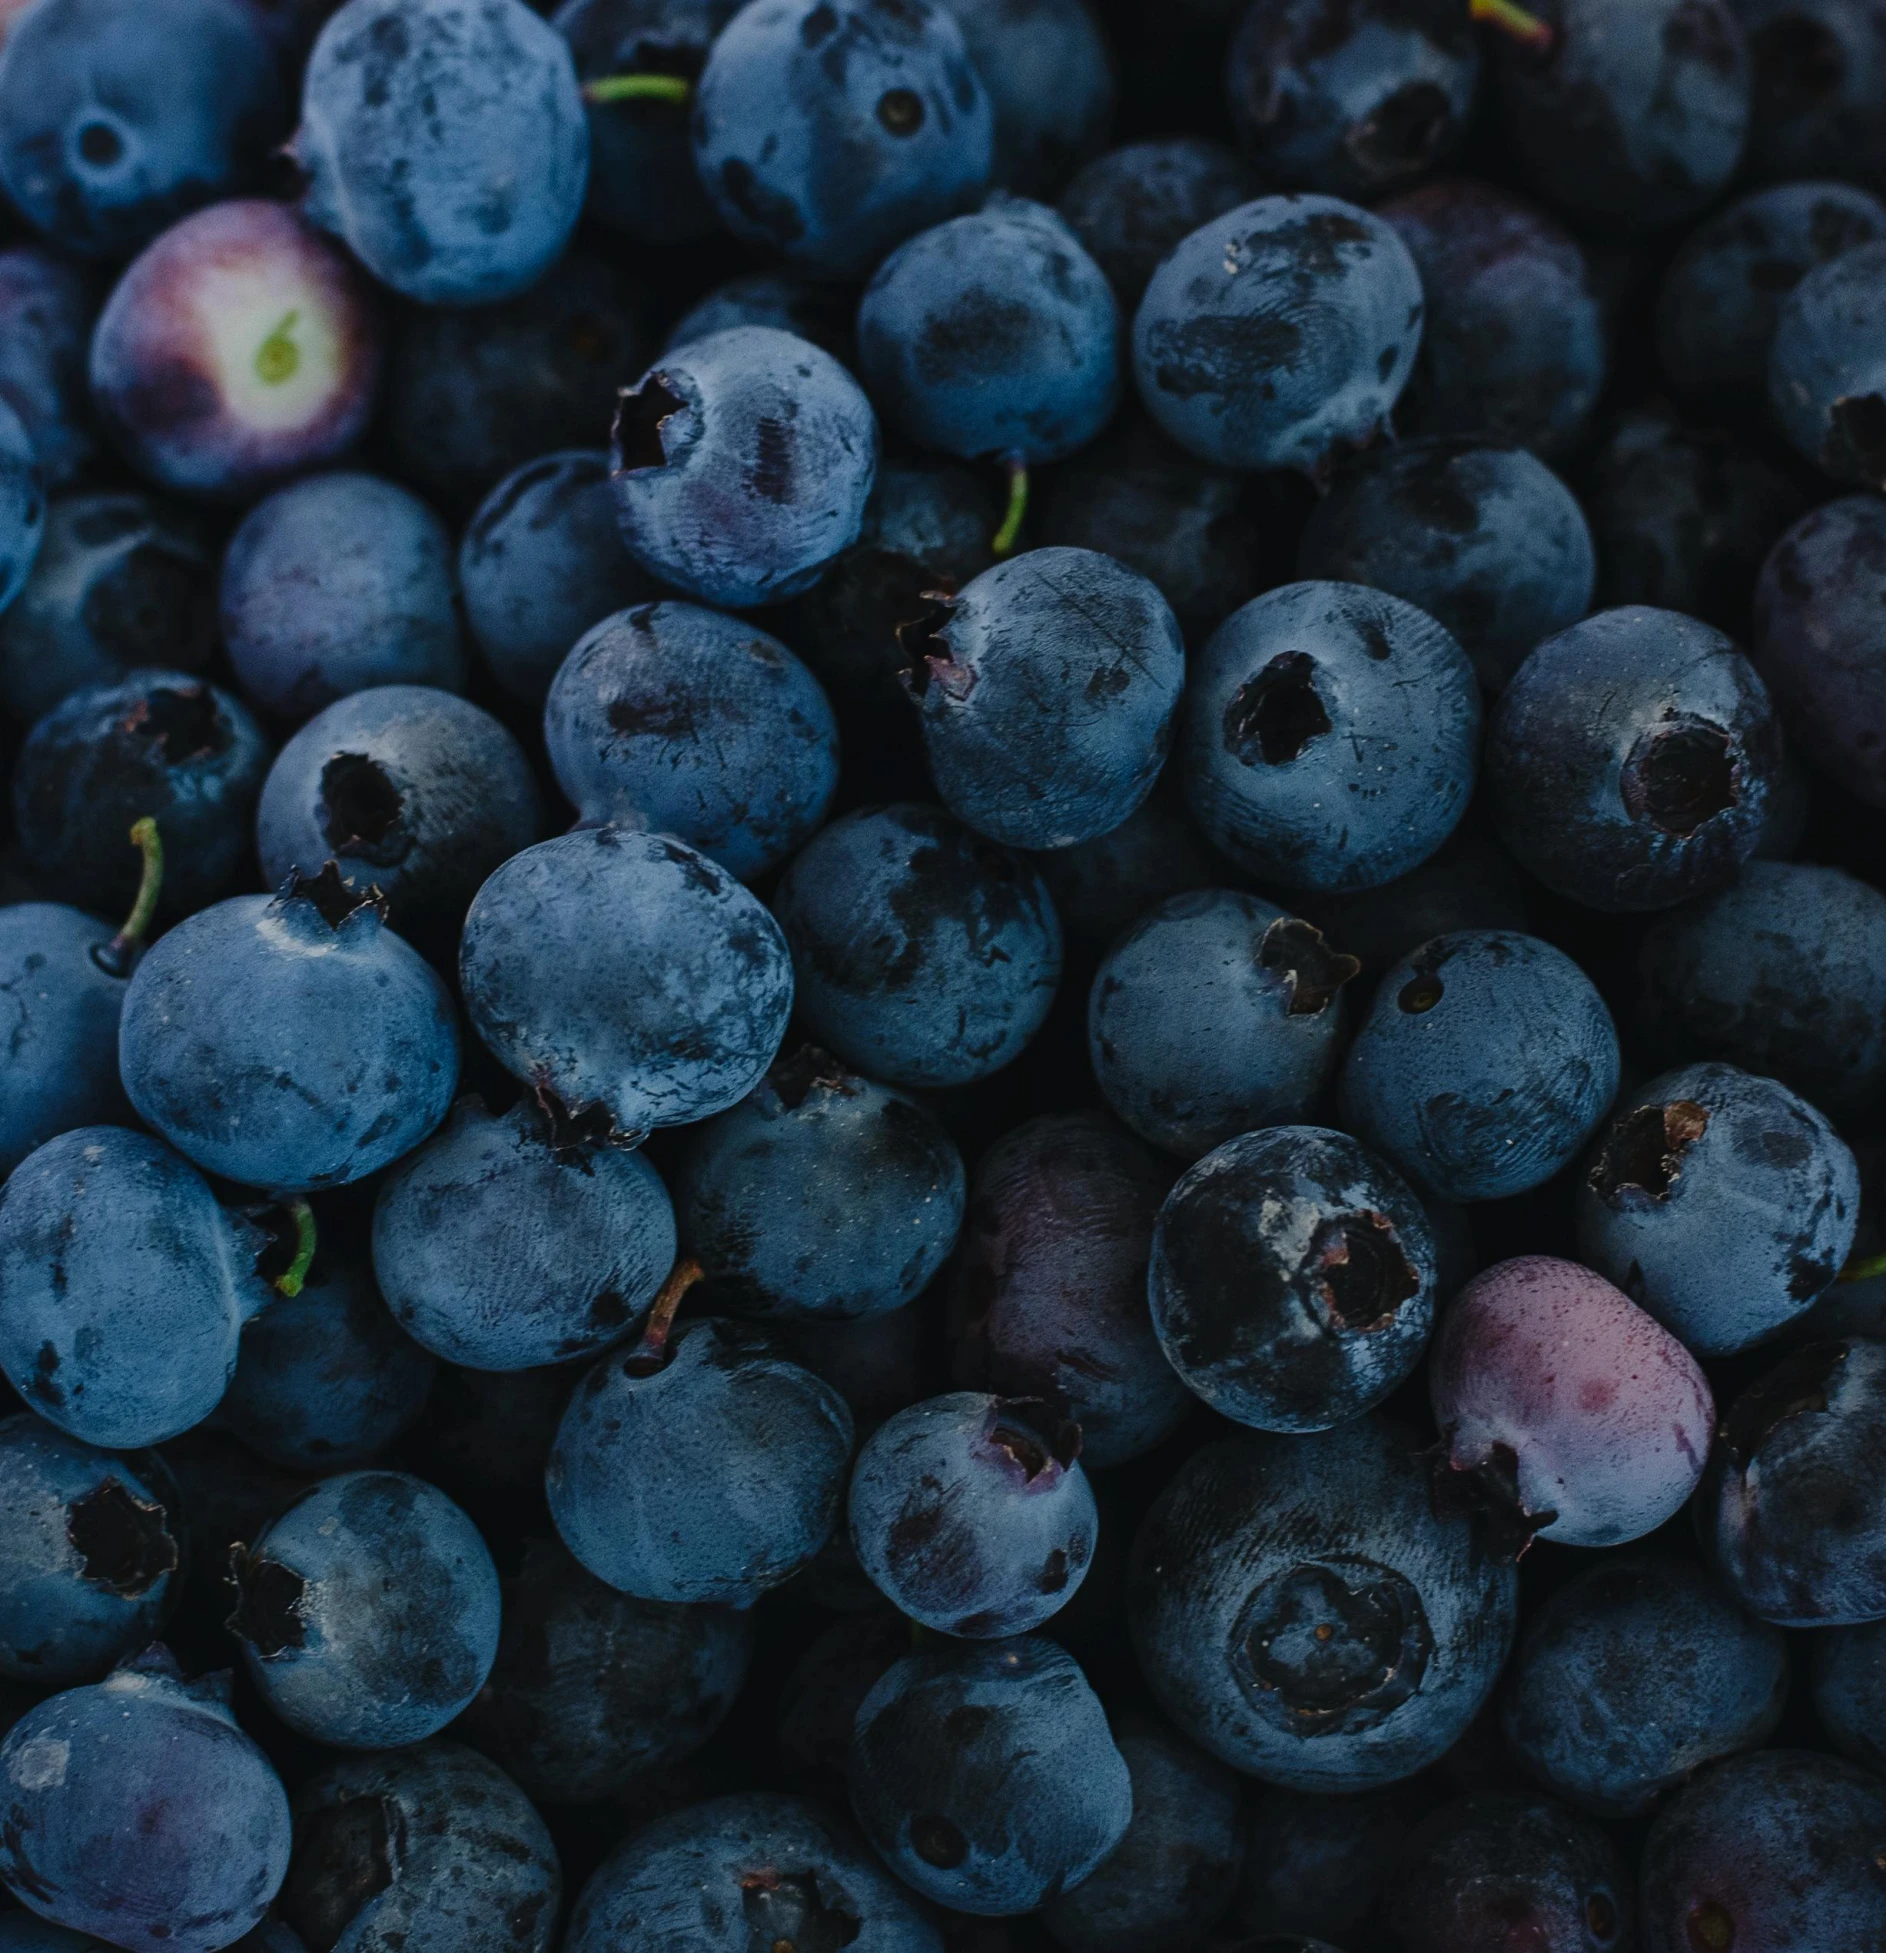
xmin=255 ymin=310 xmax=301 ymax=386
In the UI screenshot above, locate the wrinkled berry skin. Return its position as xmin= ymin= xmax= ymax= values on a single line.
xmin=850 ymin=1636 xmax=1131 ymax=1916
xmin=677 ymin=1049 xmax=964 ymax=1322
xmin=0 ymin=1416 xmax=180 ymax=1686
xmin=281 ymin=1742 xmax=559 ymax=1953
xmin=0 ymin=0 xmax=287 ymax=261
xmin=849 ymin=1392 xmax=1098 ymax=1637
xmin=546 ymin=601 xmax=838 ymax=881
xmin=1486 ymin=607 xmax=1782 ymax=914
xmin=1134 ymin=194 xmax=1424 ymax=477
xmin=0 ymin=1651 xmax=291 ymax=1953
xmin=460 ymin=826 xmax=794 ymax=1138
xmin=548 ymin=1317 xmax=854 ymax=1605
xmin=1430 ymin=1256 xmax=1714 ymax=1549
xmin=773 ymin=803 xmax=1062 ymax=1090
xmin=1493 ymin=0 xmax=1750 ymax=236
xmin=692 ymin=0 xmax=993 ymax=281
xmin=944 ymin=0 xmax=1115 ymax=195
xmin=565 ymin=1791 xmax=940 ymax=1953
xmin=857 ymin=198 xmax=1121 ymax=468
xmin=1235 ymin=1784 xmax=1418 ymax=1942
xmin=0 ymin=398 xmax=43 ymax=612
xmin=1024 ymin=795 xmax=1216 ymax=948
xmin=1340 ymin=930 xmax=1620 ymax=1203
xmin=374 ymin=1094 xmax=677 ymax=1371
xmin=1299 ymin=439 xmax=1595 ymax=695
xmin=1152 ymin=1126 xmax=1436 ymax=1434
xmin=0 ymin=248 xmax=100 ymax=489
xmin=612 ymin=326 xmax=878 ymax=609
xmin=906 ymin=546 xmax=1183 ymax=849
xmin=121 ymin=874 xmax=460 ymax=1193
xmin=1639 ymin=1749 xmax=1886 ymax=1953
xmin=229 ymin=1468 xmax=499 ymax=1749
xmin=1575 ymin=1061 xmax=1859 ymax=1357
xmin=1129 ymin=1417 xmax=1518 ymax=1790
xmin=460 ymin=1538 xmax=753 ymax=1807
xmin=1769 ymin=240 xmax=1886 ymax=489
xmin=0 ymin=1126 xmax=273 ymax=1448
xmin=1813 ymin=1617 xmax=1886 ymax=1772
xmin=950 ymin=1112 xmax=1189 ymax=1469
xmin=295 ymin=0 xmax=587 ymax=304
xmin=1501 ymin=1553 xmax=1788 ymax=1819
xmin=1738 ymin=0 xmax=1886 ymax=187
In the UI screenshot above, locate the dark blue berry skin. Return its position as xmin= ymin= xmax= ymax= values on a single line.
xmin=460 ymin=826 xmax=794 ymax=1139
xmin=1770 ymin=239 xmax=1886 ymax=488
xmin=1487 ymin=607 xmax=1782 ymax=914
xmin=0 ymin=400 xmax=43 ymax=614
xmin=0 ymin=1649 xmax=291 ymax=1953
xmin=1039 ymin=1713 xmax=1244 ymax=1953
xmin=0 ymin=0 xmax=287 ymax=261
xmin=941 ymin=0 xmax=1115 ymax=195
xmin=1739 ymin=0 xmax=1886 ymax=187
xmin=549 ymin=1316 xmax=854 ymax=1604
xmin=850 ymin=1636 xmax=1131 ymax=1916
xmin=0 ymin=1126 xmax=274 ymax=1448
xmin=281 ymin=1742 xmax=559 ymax=1953
xmin=0 ymin=1416 xmax=180 ymax=1687
xmin=665 ymin=270 xmax=861 ymax=368
xmin=857 ymin=197 xmax=1122 ymax=469
xmin=1132 ymin=194 xmax=1424 ymax=478
xmin=1501 ymin=1554 xmax=1788 ymax=1820
xmin=0 ymin=493 xmax=215 ymax=727
xmin=121 ymin=872 xmax=460 ymax=1193
xmin=777 ymin=1611 xmax=908 ymax=1792
xmin=219 ymin=473 xmax=466 ymax=724
xmin=565 ymin=1791 xmax=940 ymax=1953
xmin=546 ymin=601 xmax=839 ymax=881
xmin=676 ymin=1047 xmax=965 ymax=1322
xmin=611 ymin=326 xmax=879 ymax=610
xmin=1225 ymin=0 xmax=1478 ymax=201
xmin=374 ymin=1094 xmax=676 ymax=1370
xmin=217 ymin=1259 xmax=437 ymax=1472
xmin=295 ymin=0 xmax=587 ymax=304
xmin=1024 ymin=794 xmax=1216 ymax=948
xmin=1701 ymin=1338 xmax=1886 ymax=1626
xmin=460 ymin=451 xmax=662 ymax=706
xmin=692 ymin=0 xmax=994 ymax=282
xmin=0 ymin=248 xmax=100 ymax=489
xmin=1576 ymin=1061 xmax=1859 ymax=1357
xmin=1342 ymin=930 xmax=1620 ymax=1203
xmin=905 ymin=546 xmax=1184 ymax=849
xmin=13 ymin=672 xmax=269 ymax=924
xmin=1182 ymin=580 xmax=1481 ymax=892
xmin=0 ymin=1909 xmax=304 ymax=1953
xmin=1635 ymin=861 xmax=1886 ymax=1118
xmin=849 ymin=1392 xmax=1097 ymax=1637
xmin=1813 ymin=1618 xmax=1886 ymax=1773
xmin=256 ymin=685 xmax=542 ymax=948
xmin=1129 ymin=1416 xmax=1518 ymax=1789
xmin=1492 ymin=0 xmax=1750 ymax=237
xmin=1639 ymin=1749 xmax=1886 ymax=1953
xmin=229 ymin=1468 xmax=499 ymax=1749
xmin=1235 ymin=1784 xmax=1418 ymax=1943
xmin=1299 ymin=439 xmax=1594 ymax=696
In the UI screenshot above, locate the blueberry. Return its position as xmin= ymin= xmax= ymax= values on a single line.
xmin=1738 ymin=0 xmax=1886 ymax=188
xmin=1234 ymin=1784 xmax=1418 ymax=1943
xmin=771 ymin=802 xmax=1062 ymax=1088
xmin=0 ymin=398 xmax=43 ymax=614
xmin=459 ymin=451 xmax=663 ymax=706
xmin=901 ymin=546 xmax=1183 ymax=849
xmin=1182 ymin=580 xmax=1481 ymax=892
xmin=459 ymin=826 xmax=794 ymax=1138
xmin=676 ymin=1045 xmax=965 ymax=1322
xmin=1128 ymin=1416 xmax=1519 ymax=1789
xmin=0 ymin=247 xmax=100 ymax=489
xmin=1576 ymin=1061 xmax=1859 ymax=1356
xmin=1812 ymin=1617 xmax=1886 ymax=1773
xmin=664 ymin=268 xmax=859 ymax=366
xmin=692 ymin=0 xmax=994 ymax=281
xmin=564 ymin=1790 xmax=941 ymax=1952
xmin=280 ymin=1742 xmax=560 ymax=1953
xmin=295 ymin=0 xmax=588 ymax=304
xmin=1340 ymin=929 xmax=1620 ymax=1203
xmin=0 ymin=0 xmax=287 ymax=261
xmin=0 ymin=1648 xmax=290 ymax=1952
xmin=545 ymin=599 xmax=839 ymax=880
xmin=1226 ymin=0 xmax=1479 ymax=200
xmin=1133 ymin=194 xmax=1424 ymax=478
xmin=1769 ymin=238 xmax=1886 ymax=487
xmin=1299 ymin=438 xmax=1595 ymax=694
xmin=1501 ymin=1553 xmax=1788 ymax=1818
xmin=849 ymin=1635 xmax=1131 ymax=1915
xmin=939 ymin=0 xmax=1116 ymax=195
xmin=1023 ymin=794 xmax=1217 ymax=948
xmin=219 ymin=472 xmax=467 ymax=723
xmin=611 ymin=325 xmax=878 ymax=609
xmin=228 ymin=1468 xmax=498 ymax=1748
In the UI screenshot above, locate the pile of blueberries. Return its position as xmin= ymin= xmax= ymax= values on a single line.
xmin=5 ymin=0 xmax=1886 ymax=1944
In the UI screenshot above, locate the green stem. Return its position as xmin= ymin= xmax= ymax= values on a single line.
xmin=274 ymin=1199 xmax=317 ymax=1298
xmin=625 ymin=1257 xmax=704 ymax=1373
xmin=991 ymin=457 xmax=1029 ymax=559
xmin=1471 ymin=0 xmax=1554 ymax=47
xmin=1840 ymin=1249 xmax=1886 ymax=1285
xmin=95 ymin=818 xmax=163 ymax=976
xmin=583 ymin=72 xmax=692 ymax=105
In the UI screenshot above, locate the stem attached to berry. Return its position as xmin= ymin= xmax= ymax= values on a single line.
xmin=1470 ymin=0 xmax=1554 ymax=48
xmin=991 ymin=455 xmax=1029 ymax=558
xmin=95 ymin=818 xmax=164 ymax=977
xmin=583 ymin=72 xmax=692 ymax=105
xmin=1839 ymin=1249 xmax=1886 ymax=1285
xmin=275 ymin=1198 xmax=318 ymax=1298
xmin=627 ymin=1256 xmax=705 ymax=1373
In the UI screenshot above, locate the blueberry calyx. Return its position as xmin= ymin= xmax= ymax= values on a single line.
xmin=984 ymin=1396 xmax=1083 ymax=1477
xmin=530 ymin=1080 xmax=643 ymax=1160
xmin=122 ymin=679 xmax=228 ymax=765
xmin=280 ymin=859 xmax=389 ymax=929
xmin=1426 ymin=1436 xmax=1556 ymax=1562
xmin=766 ymin=1043 xmax=857 ymax=1111
xmin=1257 ymin=915 xmax=1360 ymax=1016
xmin=736 ymin=1865 xmax=864 ymax=1952
xmin=1720 ymin=1341 xmax=1845 ymax=1469
xmin=1621 ymin=717 xmax=1740 ymax=836
xmin=227 ymin=1544 xmax=310 ymax=1656
xmin=896 ymin=593 xmax=975 ymax=702
xmin=319 ymin=751 xmax=409 ymax=865
xmin=67 ymin=1477 xmax=179 ymax=1597
xmin=1225 ymin=652 xmax=1332 ymax=766
xmin=613 ymin=373 xmax=686 ymax=473
xmin=1309 ymin=1212 xmax=1420 ymax=1333
xmin=1589 ymin=1098 xmax=1710 ymax=1204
